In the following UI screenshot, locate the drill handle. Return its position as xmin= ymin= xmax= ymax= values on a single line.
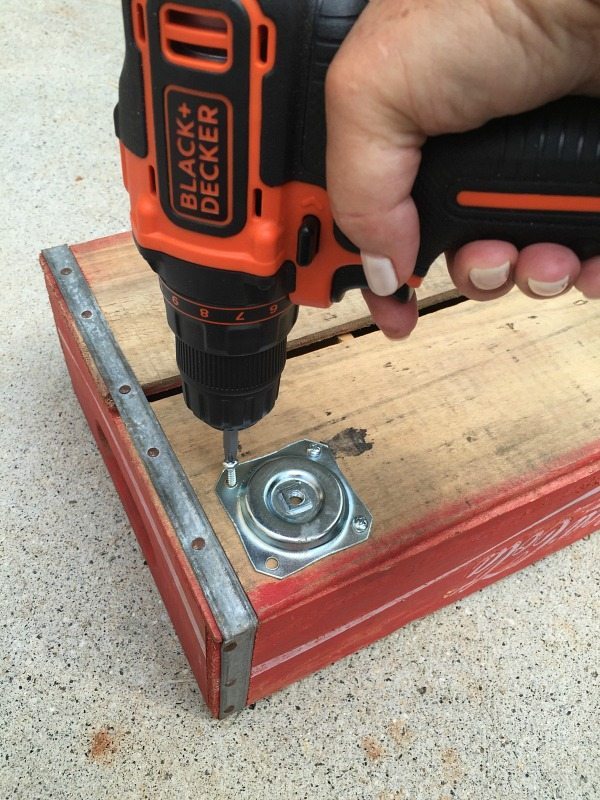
xmin=332 ymin=96 xmax=600 ymax=301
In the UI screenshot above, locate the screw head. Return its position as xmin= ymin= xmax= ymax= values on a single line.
xmin=352 ymin=515 xmax=369 ymax=533
xmin=224 ymin=461 xmax=238 ymax=488
xmin=307 ymin=443 xmax=322 ymax=459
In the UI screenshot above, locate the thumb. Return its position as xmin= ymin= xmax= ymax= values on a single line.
xmin=325 ymin=10 xmax=424 ymax=298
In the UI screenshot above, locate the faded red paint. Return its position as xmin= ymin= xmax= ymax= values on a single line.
xmin=43 ymin=246 xmax=600 ymax=717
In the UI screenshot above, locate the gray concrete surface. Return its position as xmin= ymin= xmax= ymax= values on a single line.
xmin=1 ymin=2 xmax=598 ymax=798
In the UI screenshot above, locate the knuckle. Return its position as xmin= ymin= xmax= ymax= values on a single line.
xmin=330 ymin=209 xmax=385 ymax=252
xmin=325 ymin=57 xmax=349 ymax=105
xmin=326 ymin=51 xmax=363 ymax=109
xmin=332 ymin=208 xmax=378 ymax=230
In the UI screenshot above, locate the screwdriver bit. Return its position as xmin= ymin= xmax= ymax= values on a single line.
xmin=223 ymin=429 xmax=239 ymax=488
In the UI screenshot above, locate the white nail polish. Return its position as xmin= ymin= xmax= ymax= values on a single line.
xmin=528 ymin=276 xmax=570 ymax=297
xmin=469 ymin=262 xmax=511 ymax=291
xmin=361 ymin=253 xmax=399 ymax=296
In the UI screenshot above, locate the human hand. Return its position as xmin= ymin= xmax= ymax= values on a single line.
xmin=326 ymin=0 xmax=600 ymax=338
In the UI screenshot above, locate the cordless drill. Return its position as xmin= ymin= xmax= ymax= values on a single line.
xmin=115 ymin=0 xmax=600 ymax=475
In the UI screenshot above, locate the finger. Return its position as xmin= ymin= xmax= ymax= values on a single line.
xmin=575 ymin=257 xmax=600 ymax=298
xmin=326 ymin=35 xmax=424 ymax=293
xmin=447 ymin=240 xmax=518 ymax=300
xmin=326 ymin=0 xmax=600 ymax=299
xmin=362 ymin=290 xmax=418 ymax=340
xmin=514 ymin=244 xmax=580 ymax=298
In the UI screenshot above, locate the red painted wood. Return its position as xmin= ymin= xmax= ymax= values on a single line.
xmin=42 ymin=257 xmax=223 ymax=717
xmin=247 ymin=459 xmax=600 ymax=702
xmin=71 ymin=231 xmax=133 ymax=257
xmin=43 ymin=244 xmax=600 ymax=716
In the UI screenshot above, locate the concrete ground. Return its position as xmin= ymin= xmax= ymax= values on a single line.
xmin=1 ymin=2 xmax=598 ymax=798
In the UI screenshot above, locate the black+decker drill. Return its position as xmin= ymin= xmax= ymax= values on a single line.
xmin=115 ymin=0 xmax=600 ymax=472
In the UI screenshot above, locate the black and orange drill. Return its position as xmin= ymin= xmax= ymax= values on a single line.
xmin=115 ymin=0 xmax=600 ymax=463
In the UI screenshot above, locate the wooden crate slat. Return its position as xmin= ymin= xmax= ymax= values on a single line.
xmin=72 ymin=233 xmax=456 ymax=393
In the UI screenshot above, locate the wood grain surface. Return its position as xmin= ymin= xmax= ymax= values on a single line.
xmin=72 ymin=232 xmax=456 ymax=393
xmin=151 ymin=288 xmax=600 ymax=597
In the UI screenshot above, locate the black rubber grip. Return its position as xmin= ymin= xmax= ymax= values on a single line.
xmin=301 ymin=0 xmax=368 ymax=181
xmin=115 ymin=0 xmax=148 ymax=158
xmin=412 ymin=96 xmax=600 ymax=278
xmin=259 ymin=0 xmax=367 ymax=187
xmin=333 ymin=96 xmax=600 ymax=301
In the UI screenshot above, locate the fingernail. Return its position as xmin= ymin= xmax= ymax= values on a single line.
xmin=528 ymin=276 xmax=570 ymax=297
xmin=361 ymin=253 xmax=399 ymax=296
xmin=469 ymin=262 xmax=511 ymax=291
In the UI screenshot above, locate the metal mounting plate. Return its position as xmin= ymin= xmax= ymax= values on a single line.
xmin=216 ymin=440 xmax=372 ymax=579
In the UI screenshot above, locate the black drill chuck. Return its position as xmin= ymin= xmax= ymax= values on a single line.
xmin=138 ymin=245 xmax=298 ymax=432
xmin=176 ymin=337 xmax=288 ymax=431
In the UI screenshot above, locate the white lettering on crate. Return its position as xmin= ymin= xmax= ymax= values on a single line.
xmin=445 ymin=487 xmax=600 ymax=598
xmin=252 ymin=484 xmax=600 ymax=677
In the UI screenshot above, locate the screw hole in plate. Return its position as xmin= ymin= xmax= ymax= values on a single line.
xmin=265 ymin=556 xmax=280 ymax=571
xmin=191 ymin=537 xmax=206 ymax=551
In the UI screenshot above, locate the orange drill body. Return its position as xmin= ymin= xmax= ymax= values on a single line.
xmin=118 ymin=0 xmax=364 ymax=310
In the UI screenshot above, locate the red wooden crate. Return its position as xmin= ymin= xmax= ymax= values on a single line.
xmin=41 ymin=234 xmax=600 ymax=717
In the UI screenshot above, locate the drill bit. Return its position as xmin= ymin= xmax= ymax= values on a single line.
xmin=223 ymin=429 xmax=239 ymax=488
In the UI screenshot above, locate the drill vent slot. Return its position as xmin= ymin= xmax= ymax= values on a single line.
xmin=160 ymin=5 xmax=232 ymax=72
xmin=258 ymin=24 xmax=269 ymax=64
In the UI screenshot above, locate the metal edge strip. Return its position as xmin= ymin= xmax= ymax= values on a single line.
xmin=43 ymin=244 xmax=257 ymax=717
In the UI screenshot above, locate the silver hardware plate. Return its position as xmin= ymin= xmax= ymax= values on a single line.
xmin=216 ymin=440 xmax=372 ymax=579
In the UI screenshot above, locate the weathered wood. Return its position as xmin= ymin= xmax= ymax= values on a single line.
xmin=72 ymin=233 xmax=456 ymax=393
xmin=153 ymin=289 xmax=600 ymax=596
